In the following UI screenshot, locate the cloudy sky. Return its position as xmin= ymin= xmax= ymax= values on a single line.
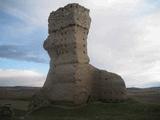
xmin=0 ymin=0 xmax=160 ymax=88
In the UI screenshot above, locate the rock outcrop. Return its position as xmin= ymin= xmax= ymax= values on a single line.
xmin=34 ymin=3 xmax=127 ymax=107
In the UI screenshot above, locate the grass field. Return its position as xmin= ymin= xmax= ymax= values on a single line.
xmin=22 ymin=99 xmax=160 ymax=120
xmin=127 ymin=87 xmax=160 ymax=104
xmin=1 ymin=87 xmax=160 ymax=120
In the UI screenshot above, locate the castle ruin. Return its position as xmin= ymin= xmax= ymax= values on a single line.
xmin=36 ymin=3 xmax=126 ymax=106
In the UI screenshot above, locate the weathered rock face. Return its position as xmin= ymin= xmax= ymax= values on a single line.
xmin=40 ymin=3 xmax=127 ymax=105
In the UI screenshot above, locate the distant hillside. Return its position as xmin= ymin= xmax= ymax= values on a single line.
xmin=0 ymin=86 xmax=40 ymax=100
xmin=0 ymin=86 xmax=160 ymax=104
xmin=127 ymin=87 xmax=160 ymax=104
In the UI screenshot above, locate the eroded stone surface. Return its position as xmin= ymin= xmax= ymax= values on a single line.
xmin=33 ymin=3 xmax=127 ymax=107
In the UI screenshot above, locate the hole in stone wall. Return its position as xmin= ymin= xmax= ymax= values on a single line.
xmin=73 ymin=51 xmax=76 ymax=54
xmin=83 ymin=44 xmax=86 ymax=47
xmin=83 ymin=51 xmax=85 ymax=54
xmin=79 ymin=79 xmax=81 ymax=81
xmin=56 ymin=51 xmax=59 ymax=56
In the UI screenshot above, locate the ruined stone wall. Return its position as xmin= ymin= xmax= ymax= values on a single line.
xmin=99 ymin=71 xmax=127 ymax=101
xmin=42 ymin=3 xmax=93 ymax=104
xmin=48 ymin=4 xmax=90 ymax=32
xmin=36 ymin=3 xmax=127 ymax=106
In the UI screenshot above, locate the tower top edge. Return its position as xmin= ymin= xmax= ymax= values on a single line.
xmin=50 ymin=3 xmax=90 ymax=15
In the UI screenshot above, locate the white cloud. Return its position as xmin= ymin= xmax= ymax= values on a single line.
xmin=87 ymin=0 xmax=160 ymax=87
xmin=0 ymin=69 xmax=42 ymax=77
xmin=0 ymin=69 xmax=45 ymax=87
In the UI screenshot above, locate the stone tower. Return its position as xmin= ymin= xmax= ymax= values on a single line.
xmin=39 ymin=3 xmax=126 ymax=106
xmin=44 ymin=4 xmax=90 ymax=65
